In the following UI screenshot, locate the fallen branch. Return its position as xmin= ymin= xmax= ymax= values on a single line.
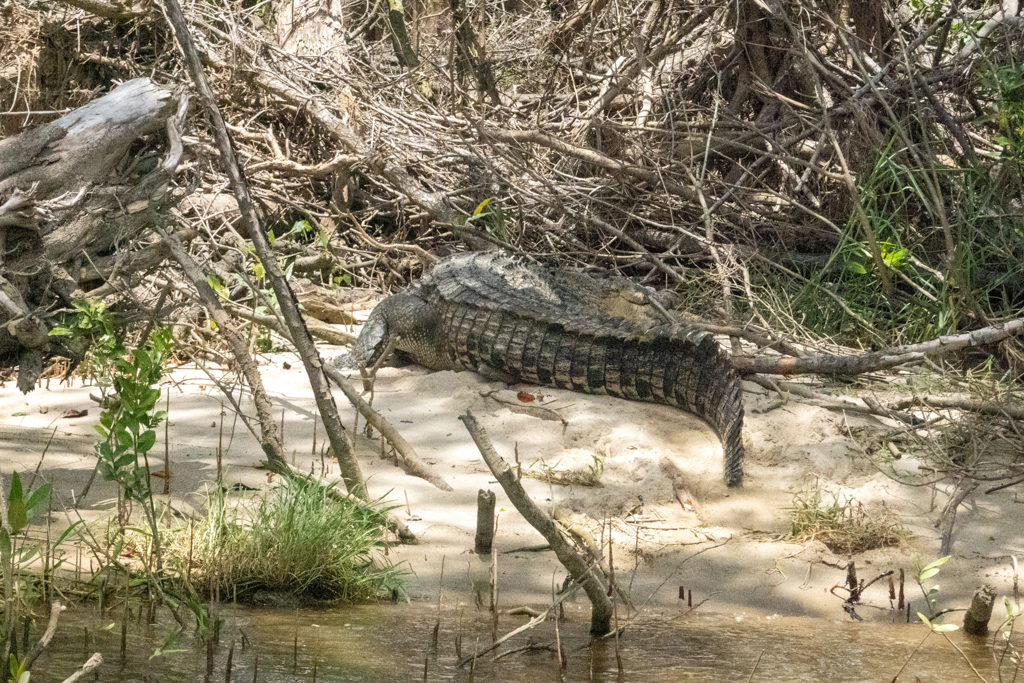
xmin=459 ymin=410 xmax=613 ymax=635
xmin=745 ymin=375 xmax=923 ymax=425
xmin=891 ymin=395 xmax=1024 ymax=421
xmin=60 ymin=653 xmax=103 ymax=683
xmin=940 ymin=478 xmax=978 ymax=556
xmin=324 ymin=364 xmax=453 ymax=491
xmin=228 ymin=303 xmax=357 ymax=346
xmin=456 ymin=583 xmax=581 ymax=667
xmin=732 ymin=317 xmax=1024 ymax=375
xmin=22 ymin=601 xmax=63 ymax=670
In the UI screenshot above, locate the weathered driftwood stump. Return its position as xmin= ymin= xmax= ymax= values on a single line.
xmin=962 ymin=584 xmax=996 ymax=636
xmin=0 ymin=78 xmax=180 ymax=389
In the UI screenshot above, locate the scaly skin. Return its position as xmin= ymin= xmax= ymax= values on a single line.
xmin=341 ymin=252 xmax=745 ymax=487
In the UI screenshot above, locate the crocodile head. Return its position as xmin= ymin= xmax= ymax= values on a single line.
xmin=343 ymin=293 xmax=455 ymax=371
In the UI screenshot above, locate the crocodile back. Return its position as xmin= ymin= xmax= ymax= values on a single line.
xmin=419 ymin=253 xmax=745 ymax=486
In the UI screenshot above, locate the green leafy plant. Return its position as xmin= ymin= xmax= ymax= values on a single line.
xmin=1 ymin=471 xmax=72 ymax=682
xmin=48 ymin=299 xmax=121 ymax=385
xmin=892 ymin=555 xmax=992 ymax=681
xmin=93 ymin=328 xmax=173 ymax=574
xmin=912 ymin=554 xmax=952 ymax=620
xmin=981 ymin=62 xmax=1024 ymax=167
xmin=994 ymin=593 xmax=1022 ymax=680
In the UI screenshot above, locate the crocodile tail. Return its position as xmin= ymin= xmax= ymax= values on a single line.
xmin=669 ymin=329 xmax=745 ymax=487
xmin=569 ymin=326 xmax=745 ymax=487
xmin=440 ymin=302 xmax=745 ymax=486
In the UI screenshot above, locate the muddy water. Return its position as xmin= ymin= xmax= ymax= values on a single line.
xmin=32 ymin=601 xmax=1015 ymax=681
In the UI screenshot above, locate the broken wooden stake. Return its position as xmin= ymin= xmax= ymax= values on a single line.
xmin=962 ymin=584 xmax=996 ymax=636
xmin=475 ymin=489 xmax=496 ymax=554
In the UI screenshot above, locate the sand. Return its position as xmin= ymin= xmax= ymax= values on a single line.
xmin=2 ymin=345 xmax=1021 ymax=625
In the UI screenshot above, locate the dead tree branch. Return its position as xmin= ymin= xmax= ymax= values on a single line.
xmin=160 ymin=0 xmax=367 ymax=497
xmin=732 ymin=317 xmax=1024 ymax=375
xmin=459 ymin=410 xmax=613 ymax=635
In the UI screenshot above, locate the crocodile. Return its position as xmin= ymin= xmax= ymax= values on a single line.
xmin=339 ymin=251 xmax=745 ymax=486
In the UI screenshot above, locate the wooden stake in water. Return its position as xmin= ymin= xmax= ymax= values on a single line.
xmin=225 ymin=640 xmax=234 ymax=682
xmin=474 ymin=490 xmax=495 ymax=554
xmin=120 ymin=594 xmax=128 ymax=663
xmin=490 ymin=514 xmax=499 ymax=644
xmin=432 ymin=555 xmax=445 ymax=648
xmin=454 ymin=609 xmax=463 ymax=660
xmin=292 ymin=610 xmax=299 ymax=672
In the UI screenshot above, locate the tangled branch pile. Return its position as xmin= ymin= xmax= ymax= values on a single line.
xmin=1 ymin=0 xmax=1022 ymax=381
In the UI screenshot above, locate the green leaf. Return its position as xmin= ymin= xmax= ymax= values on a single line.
xmin=25 ymin=482 xmax=51 ymax=517
xmin=57 ymin=520 xmax=84 ymax=545
xmin=922 ymin=556 xmax=951 ymax=571
xmin=48 ymin=326 xmax=72 ymax=336
xmin=932 ymin=623 xmax=959 ymax=633
xmin=137 ymin=430 xmax=157 ymax=453
xmin=9 ymin=470 xmax=23 ymax=504
xmin=8 ymin=497 xmax=26 ymax=534
xmin=846 ymin=261 xmax=868 ymax=275
xmin=917 ymin=612 xmax=932 ymax=628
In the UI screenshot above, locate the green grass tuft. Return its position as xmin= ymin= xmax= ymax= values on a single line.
xmin=168 ymin=480 xmax=404 ymax=603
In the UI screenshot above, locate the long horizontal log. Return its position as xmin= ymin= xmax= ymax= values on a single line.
xmin=732 ymin=317 xmax=1024 ymax=375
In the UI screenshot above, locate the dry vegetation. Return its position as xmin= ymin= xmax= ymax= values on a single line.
xmin=787 ymin=480 xmax=909 ymax=554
